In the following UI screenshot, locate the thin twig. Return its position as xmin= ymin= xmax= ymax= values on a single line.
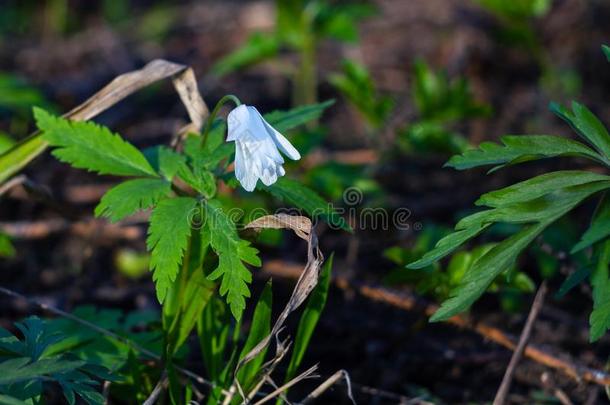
xmin=143 ymin=373 xmax=168 ymax=405
xmin=263 ymin=261 xmax=610 ymax=386
xmin=0 ymin=175 xmax=27 ymax=197
xmin=493 ymin=281 xmax=548 ymax=405
xmin=252 ymin=365 xmax=319 ymax=405
xmin=0 ymin=285 xmax=228 ymax=396
xmin=299 ymin=369 xmax=356 ymax=405
xmin=540 ymin=372 xmax=574 ymax=405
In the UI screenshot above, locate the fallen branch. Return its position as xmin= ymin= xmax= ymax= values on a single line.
xmin=493 ymin=281 xmax=548 ymax=405
xmin=0 ymin=217 xmax=145 ymax=241
xmin=262 ymin=260 xmax=610 ymax=387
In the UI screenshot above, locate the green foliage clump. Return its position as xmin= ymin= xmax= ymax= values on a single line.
xmin=0 ymin=316 xmax=115 ymax=405
xmin=410 ymin=46 xmax=610 ymax=341
xmin=400 ymin=60 xmax=491 ymax=154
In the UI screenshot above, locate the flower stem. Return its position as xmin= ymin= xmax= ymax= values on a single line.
xmin=201 ymin=94 xmax=241 ymax=148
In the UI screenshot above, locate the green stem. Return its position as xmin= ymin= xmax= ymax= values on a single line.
xmin=201 ymin=94 xmax=242 ymax=148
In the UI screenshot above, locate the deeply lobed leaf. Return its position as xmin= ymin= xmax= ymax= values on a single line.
xmin=35 ymin=108 xmax=157 ymax=178
xmin=95 ymin=178 xmax=172 ymax=222
xmin=446 ymin=134 xmax=602 ymax=171
xmin=205 ymin=199 xmax=261 ymax=320
xmin=146 ymin=197 xmax=198 ymax=303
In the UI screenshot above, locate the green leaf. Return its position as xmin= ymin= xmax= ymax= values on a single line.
xmin=212 ymin=33 xmax=280 ymax=76
xmin=237 ymin=281 xmax=273 ymax=392
xmin=172 ymin=229 xmax=216 ymax=352
xmin=551 ymin=101 xmax=610 ymax=162
xmin=0 ymin=394 xmax=29 ymax=405
xmin=446 ymin=135 xmax=603 ymax=171
xmin=411 ymin=59 xmax=490 ymax=123
xmin=263 ymin=100 xmax=335 ymax=132
xmin=603 ymin=44 xmax=610 ymax=62
xmin=456 ymin=182 xmax=610 ymax=230
xmin=285 ymin=253 xmax=333 ymax=382
xmin=572 ymin=196 xmax=610 ymax=253
xmin=94 ymin=178 xmax=172 ymax=222
xmin=0 ymin=233 xmax=15 ymax=258
xmin=184 ymin=133 xmax=233 ymax=171
xmin=431 ymin=222 xmax=548 ymax=322
xmin=0 ymin=357 xmax=86 ymax=385
xmin=35 ymin=108 xmax=157 ymax=177
xmin=407 ymin=224 xmax=490 ymax=269
xmin=146 ymin=197 xmax=198 ymax=303
xmin=589 ymin=240 xmax=610 ymax=341
xmin=143 ymin=146 xmax=187 ymax=180
xmin=205 ymin=199 xmax=261 ymax=320
xmin=197 ymin=297 xmax=231 ymax=382
xmin=329 ymin=61 xmax=393 ymax=128
xmin=260 ymin=177 xmax=350 ymax=231
xmin=476 ymin=171 xmax=610 ymax=208
xmin=0 ymin=134 xmax=48 ymax=184
xmin=556 ymin=265 xmax=592 ymax=298
xmin=0 ymin=73 xmax=49 ymax=113
xmin=178 ymin=166 xmax=216 ymax=198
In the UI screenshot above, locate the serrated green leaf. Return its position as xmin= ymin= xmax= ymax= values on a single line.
xmin=572 ymin=196 xmax=610 ymax=253
xmin=551 ymin=101 xmax=610 ymax=162
xmin=178 ymin=165 xmax=216 ymax=198
xmin=407 ymin=224 xmax=490 ymax=269
xmin=477 ymin=171 xmax=610 ymax=208
xmin=260 ymin=178 xmax=350 ymax=231
xmin=184 ymin=134 xmax=233 ymax=171
xmin=205 ymin=199 xmax=260 ymax=320
xmin=237 ymin=281 xmax=272 ymax=392
xmin=264 ymin=100 xmax=335 ymax=132
xmin=0 ymin=357 xmax=85 ymax=385
xmin=94 ymin=178 xmax=172 ymax=222
xmin=144 ymin=146 xmax=187 ymax=180
xmin=589 ymin=240 xmax=610 ymax=341
xmin=431 ymin=222 xmax=548 ymax=322
xmin=146 ymin=197 xmax=198 ymax=303
xmin=446 ymin=135 xmax=602 ymax=171
xmin=35 ymin=108 xmax=157 ymax=177
xmin=457 ymin=182 xmax=610 ymax=230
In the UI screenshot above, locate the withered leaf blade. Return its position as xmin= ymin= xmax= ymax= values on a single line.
xmin=234 ymin=214 xmax=324 ymax=400
xmin=0 ymin=59 xmax=208 ymax=184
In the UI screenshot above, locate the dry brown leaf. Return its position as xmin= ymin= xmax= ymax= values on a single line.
xmin=233 ymin=214 xmax=324 ymax=402
xmin=1 ymin=59 xmax=208 ymax=184
xmin=244 ymin=214 xmax=312 ymax=241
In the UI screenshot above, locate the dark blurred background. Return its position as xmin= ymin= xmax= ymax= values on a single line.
xmin=2 ymin=0 xmax=610 ymax=403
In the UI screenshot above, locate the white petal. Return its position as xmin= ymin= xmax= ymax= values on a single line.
xmin=235 ymin=141 xmax=259 ymax=191
xmin=253 ymin=108 xmax=301 ymax=160
xmin=259 ymin=156 xmax=278 ymax=186
xmin=227 ymin=105 xmax=251 ymax=142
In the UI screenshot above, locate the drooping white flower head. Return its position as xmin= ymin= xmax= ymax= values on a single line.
xmin=227 ymin=105 xmax=301 ymax=191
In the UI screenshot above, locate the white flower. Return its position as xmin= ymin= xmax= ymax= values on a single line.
xmin=227 ymin=105 xmax=301 ymax=191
